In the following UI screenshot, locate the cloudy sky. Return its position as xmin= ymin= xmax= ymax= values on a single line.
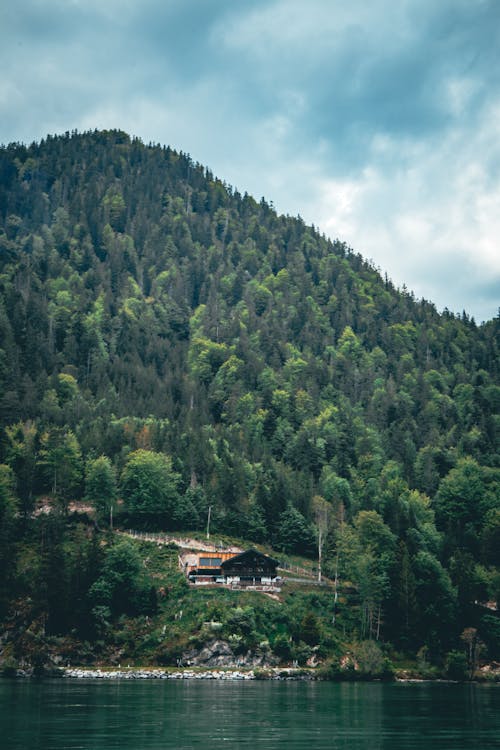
xmin=1 ymin=0 xmax=499 ymax=322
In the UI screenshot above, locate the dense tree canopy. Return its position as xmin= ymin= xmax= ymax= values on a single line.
xmin=121 ymin=449 xmax=180 ymax=526
xmin=0 ymin=130 xmax=498 ymax=662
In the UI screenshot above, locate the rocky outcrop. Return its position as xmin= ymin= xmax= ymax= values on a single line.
xmin=181 ymin=639 xmax=278 ymax=668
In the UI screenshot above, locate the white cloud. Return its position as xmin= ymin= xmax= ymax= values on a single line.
xmin=308 ymin=107 xmax=500 ymax=320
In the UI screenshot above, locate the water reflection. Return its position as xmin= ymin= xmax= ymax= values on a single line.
xmin=1 ymin=678 xmax=499 ymax=750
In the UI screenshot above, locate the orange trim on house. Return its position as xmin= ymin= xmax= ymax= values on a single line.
xmin=184 ymin=551 xmax=236 ymax=576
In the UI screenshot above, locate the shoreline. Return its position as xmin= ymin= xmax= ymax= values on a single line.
xmin=23 ymin=666 xmax=316 ymax=681
xmin=64 ymin=667 xmax=282 ymax=680
xmin=5 ymin=666 xmax=498 ymax=683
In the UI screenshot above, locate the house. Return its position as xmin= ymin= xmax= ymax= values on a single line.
xmin=185 ymin=548 xmax=280 ymax=587
xmin=184 ymin=551 xmax=236 ymax=583
xmin=221 ymin=549 xmax=279 ymax=585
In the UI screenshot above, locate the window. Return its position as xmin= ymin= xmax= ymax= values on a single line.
xmin=199 ymin=557 xmax=222 ymax=567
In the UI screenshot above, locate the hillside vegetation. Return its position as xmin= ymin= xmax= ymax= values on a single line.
xmin=0 ymin=130 xmax=498 ymax=676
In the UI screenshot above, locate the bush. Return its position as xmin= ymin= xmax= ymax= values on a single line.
xmin=1 ymin=659 xmax=19 ymax=677
xmin=317 ymin=658 xmax=343 ymax=681
xmin=272 ymin=632 xmax=293 ymax=662
xmin=351 ymin=641 xmax=394 ymax=680
xmin=300 ymin=612 xmax=321 ymax=646
xmin=254 ymin=667 xmax=273 ymax=679
xmin=224 ymin=606 xmax=257 ymax=637
xmin=292 ymin=641 xmax=312 ymax=666
xmin=445 ymin=650 xmax=468 ymax=680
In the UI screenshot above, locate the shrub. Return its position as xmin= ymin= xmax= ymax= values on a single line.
xmin=445 ymin=650 xmax=468 ymax=680
xmin=272 ymin=632 xmax=293 ymax=662
xmin=351 ymin=641 xmax=394 ymax=680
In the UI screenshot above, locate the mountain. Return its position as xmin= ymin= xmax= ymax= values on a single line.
xmin=0 ymin=130 xmax=498 ymax=671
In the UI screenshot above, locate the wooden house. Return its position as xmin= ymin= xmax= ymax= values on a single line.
xmin=185 ymin=548 xmax=279 ymax=586
xmin=221 ymin=549 xmax=278 ymax=585
xmin=184 ymin=551 xmax=236 ymax=583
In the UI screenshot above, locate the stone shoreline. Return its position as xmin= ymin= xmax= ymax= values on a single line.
xmin=61 ymin=667 xmax=314 ymax=681
xmin=7 ymin=667 xmax=499 ymax=683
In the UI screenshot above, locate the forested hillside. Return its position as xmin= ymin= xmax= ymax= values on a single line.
xmin=0 ymin=130 xmax=498 ymax=671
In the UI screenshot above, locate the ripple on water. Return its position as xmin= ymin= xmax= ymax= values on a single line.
xmin=1 ymin=679 xmax=499 ymax=750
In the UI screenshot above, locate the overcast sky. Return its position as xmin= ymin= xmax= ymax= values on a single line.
xmin=1 ymin=0 xmax=499 ymax=322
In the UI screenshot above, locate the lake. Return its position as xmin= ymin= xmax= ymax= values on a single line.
xmin=1 ymin=678 xmax=499 ymax=749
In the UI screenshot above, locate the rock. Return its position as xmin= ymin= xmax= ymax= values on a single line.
xmin=182 ymin=639 xmax=235 ymax=667
xmin=60 ymin=664 xmax=315 ymax=681
xmin=181 ymin=639 xmax=277 ymax=668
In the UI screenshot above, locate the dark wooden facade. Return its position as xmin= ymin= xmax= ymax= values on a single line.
xmin=185 ymin=548 xmax=279 ymax=585
xmin=220 ymin=549 xmax=278 ymax=580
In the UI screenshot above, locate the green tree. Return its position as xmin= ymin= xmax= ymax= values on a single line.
xmin=121 ymin=449 xmax=180 ymax=527
xmin=89 ymin=539 xmax=153 ymax=620
xmin=5 ymin=421 xmax=38 ymax=517
xmin=276 ymin=505 xmax=316 ymax=556
xmin=435 ymin=458 xmax=493 ymax=552
xmin=300 ymin=611 xmax=321 ymax=645
xmin=393 ymin=541 xmax=418 ymax=644
xmin=35 ymin=515 xmax=71 ymax=635
xmin=481 ymin=509 xmax=500 ymax=566
xmin=351 ymin=511 xmax=396 ymax=640
xmin=0 ymin=464 xmax=17 ymax=616
xmin=461 ymin=627 xmax=484 ymax=680
xmin=413 ymin=550 xmax=457 ymax=652
xmin=312 ymin=494 xmax=333 ymax=582
xmin=351 ymin=640 xmax=393 ymax=678
xmin=445 ymin=650 xmax=468 ymax=680
xmin=85 ymin=455 xmax=118 ymax=526
xmin=38 ymin=428 xmax=83 ymax=512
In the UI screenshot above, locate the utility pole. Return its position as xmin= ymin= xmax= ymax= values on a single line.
xmin=318 ymin=526 xmax=323 ymax=583
xmin=206 ymin=505 xmax=212 ymax=540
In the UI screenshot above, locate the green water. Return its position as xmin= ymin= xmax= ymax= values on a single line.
xmin=1 ymin=678 xmax=499 ymax=749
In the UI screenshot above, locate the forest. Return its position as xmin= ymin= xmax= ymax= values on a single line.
xmin=0 ymin=130 xmax=498 ymax=676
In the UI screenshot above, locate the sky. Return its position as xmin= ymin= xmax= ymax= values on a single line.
xmin=1 ymin=0 xmax=499 ymax=322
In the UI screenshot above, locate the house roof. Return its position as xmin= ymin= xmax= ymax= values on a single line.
xmin=220 ymin=548 xmax=278 ymax=569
